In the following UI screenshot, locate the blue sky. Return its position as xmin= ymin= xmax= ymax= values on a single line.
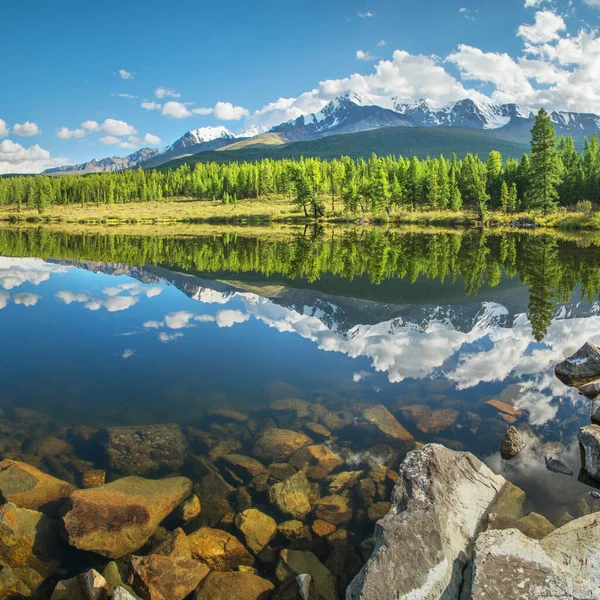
xmin=2 ymin=0 xmax=600 ymax=173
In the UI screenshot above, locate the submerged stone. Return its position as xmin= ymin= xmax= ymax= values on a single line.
xmin=253 ymin=429 xmax=313 ymax=463
xmin=361 ymin=405 xmax=414 ymax=443
xmin=288 ymin=444 xmax=344 ymax=480
xmin=105 ymin=424 xmax=187 ymax=476
xmin=303 ymin=422 xmax=331 ymax=441
xmin=0 ymin=564 xmax=31 ymax=598
xmin=187 ymin=526 xmax=254 ymax=570
xmin=327 ymin=470 xmax=363 ymax=495
xmin=416 ymin=409 xmax=459 ymax=434
xmin=314 ymin=495 xmax=352 ymax=526
xmin=235 ymin=508 xmax=277 ymax=554
xmin=276 ymin=549 xmax=337 ymax=600
xmin=50 ymin=569 xmax=107 ymax=600
xmin=222 ymin=454 xmax=267 ymax=481
xmin=579 ymin=424 xmax=600 ymax=481
xmin=194 ymin=571 xmax=274 ymax=600
xmin=269 ymin=471 xmax=312 ymax=519
xmin=0 ymin=459 xmax=76 ymax=512
xmin=544 ymin=455 xmax=574 ymax=476
xmin=63 ymin=476 xmax=192 ymax=558
xmin=129 ymin=553 xmax=209 ymax=600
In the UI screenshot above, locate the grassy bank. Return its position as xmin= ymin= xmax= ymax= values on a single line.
xmin=1 ymin=196 xmax=599 ymax=230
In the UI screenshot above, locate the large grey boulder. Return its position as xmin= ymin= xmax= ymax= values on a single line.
xmin=555 ymin=341 xmax=600 ymax=387
xmin=471 ymin=513 xmax=600 ymax=598
xmin=579 ymin=424 xmax=600 ymax=481
xmin=346 ymin=444 xmax=505 ymax=600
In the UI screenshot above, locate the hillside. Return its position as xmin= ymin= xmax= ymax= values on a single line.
xmin=157 ymin=125 xmax=531 ymax=170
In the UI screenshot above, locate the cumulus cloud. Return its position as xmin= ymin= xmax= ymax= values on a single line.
xmin=143 ymin=133 xmax=162 ymax=145
xmin=82 ymin=120 xmax=100 ymax=132
xmin=0 ymin=120 xmax=8 ymax=138
xmin=192 ymin=107 xmax=215 ymax=116
xmin=524 ymin=0 xmax=546 ymax=6
xmin=56 ymin=127 xmax=86 ymax=140
xmin=164 ymin=311 xmax=196 ymax=329
xmin=12 ymin=122 xmax=41 ymax=136
xmin=517 ymin=10 xmax=566 ymax=44
xmin=356 ymin=50 xmax=377 ymax=62
xmin=215 ymin=309 xmax=250 ymax=328
xmin=122 ymin=349 xmax=136 ymax=358
xmin=141 ymin=101 xmax=161 ymax=110
xmin=143 ymin=320 xmax=164 ymax=329
xmin=0 ymin=139 xmax=68 ymax=175
xmin=101 ymin=118 xmax=137 ymax=136
xmin=213 ymin=101 xmax=249 ymax=120
xmin=56 ymin=291 xmax=88 ymax=304
xmin=159 ymin=332 xmax=184 ymax=343
xmin=0 ymin=291 xmax=8 ymax=309
xmin=162 ymin=101 xmax=192 ymax=119
xmin=119 ymin=69 xmax=134 ymax=80
xmin=358 ymin=11 xmax=374 ymax=17
xmin=155 ymin=87 xmax=181 ymax=99
xmin=12 ymin=293 xmax=40 ymax=306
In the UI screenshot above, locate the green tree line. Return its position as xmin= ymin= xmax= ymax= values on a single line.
xmin=0 ymin=110 xmax=595 ymax=215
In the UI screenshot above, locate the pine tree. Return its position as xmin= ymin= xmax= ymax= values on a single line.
xmin=526 ymin=108 xmax=562 ymax=212
xmin=500 ymin=181 xmax=510 ymax=212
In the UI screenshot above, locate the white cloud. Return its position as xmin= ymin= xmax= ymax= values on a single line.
xmin=13 ymin=122 xmax=40 ymax=136
xmin=0 ymin=292 xmax=8 ymax=309
xmin=377 ymin=40 xmax=386 ymax=47
xmin=0 ymin=120 xmax=8 ymax=138
xmin=143 ymin=320 xmax=164 ymax=329
xmin=56 ymin=127 xmax=86 ymax=140
xmin=165 ymin=311 xmax=195 ymax=329
xmin=56 ymin=291 xmax=89 ymax=304
xmin=100 ymin=136 xmax=121 ymax=146
xmin=155 ymin=87 xmax=181 ymax=99
xmin=0 ymin=258 xmax=68 ymax=290
xmin=122 ymin=349 xmax=136 ymax=359
xmin=159 ymin=332 xmax=184 ymax=343
xmin=524 ymin=0 xmax=546 ymax=6
xmin=358 ymin=11 xmax=374 ymax=17
xmin=192 ymin=107 xmax=214 ymax=116
xmin=215 ymin=309 xmax=250 ymax=328
xmin=356 ymin=50 xmax=376 ymax=62
xmin=353 ymin=370 xmax=372 ymax=382
xmin=117 ymin=93 xmax=136 ymax=99
xmin=12 ymin=293 xmax=40 ymax=306
xmin=143 ymin=133 xmax=162 ymax=145
xmin=0 ymin=139 xmax=68 ymax=175
xmin=213 ymin=101 xmax=249 ymax=120
xmin=141 ymin=101 xmax=161 ymax=111
xmin=101 ymin=118 xmax=137 ymax=136
xmin=585 ymin=0 xmax=600 ymax=6
xmin=119 ymin=69 xmax=134 ymax=80
xmin=162 ymin=101 xmax=192 ymax=119
xmin=81 ymin=120 xmax=100 ymax=132
xmin=517 ymin=10 xmax=566 ymax=44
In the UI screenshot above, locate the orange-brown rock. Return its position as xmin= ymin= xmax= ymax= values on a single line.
xmin=0 ymin=459 xmax=76 ymax=512
xmin=194 ymin=571 xmax=274 ymax=600
xmin=485 ymin=400 xmax=522 ymax=417
xmin=362 ymin=405 xmax=414 ymax=443
xmin=312 ymin=519 xmax=337 ymax=537
xmin=253 ymin=429 xmax=312 ymax=463
xmin=187 ymin=527 xmax=254 ymax=571
xmin=63 ymin=476 xmax=192 ymax=558
xmin=314 ymin=495 xmax=352 ymax=526
xmin=289 ymin=445 xmax=344 ymax=480
xmin=416 ymin=409 xmax=459 ymax=434
xmin=130 ymin=553 xmax=209 ymax=600
xmin=82 ymin=470 xmax=105 ymax=489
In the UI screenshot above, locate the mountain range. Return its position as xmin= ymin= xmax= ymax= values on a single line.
xmin=45 ymin=93 xmax=600 ymax=174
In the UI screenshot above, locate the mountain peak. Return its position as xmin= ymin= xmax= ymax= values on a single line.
xmin=187 ymin=126 xmax=235 ymax=143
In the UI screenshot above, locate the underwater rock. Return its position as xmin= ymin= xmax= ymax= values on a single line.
xmin=269 ymin=471 xmax=312 ymax=520
xmin=578 ymin=424 xmax=600 ymax=481
xmin=50 ymin=569 xmax=107 ymax=600
xmin=367 ymin=502 xmax=391 ymax=522
xmin=267 ymin=463 xmax=296 ymax=481
xmin=416 ymin=409 xmax=459 ymax=434
xmin=253 ymin=428 xmax=313 ymax=463
xmin=0 ymin=459 xmax=76 ymax=513
xmin=82 ymin=470 xmax=106 ymax=489
xmin=544 ymin=455 xmax=574 ymax=476
xmin=0 ymin=564 xmax=31 ymax=598
xmin=487 ymin=481 xmax=529 ymax=521
xmin=270 ymin=399 xmax=312 ymax=418
xmin=314 ymin=495 xmax=352 ymax=526
xmin=500 ymin=426 xmax=525 ymax=460
xmin=194 ymin=571 xmax=274 ymax=600
xmin=277 ymin=520 xmax=308 ymax=540
xmin=327 ymin=470 xmax=363 ymax=495
xmin=187 ymin=526 xmax=254 ymax=571
xmin=276 ymin=549 xmax=337 ymax=600
xmin=150 ymin=527 xmax=191 ymax=558
xmin=471 ymin=514 xmax=600 ymax=599
xmin=488 ymin=511 xmax=556 ymax=540
xmin=105 ymin=424 xmax=188 ymax=476
xmin=555 ymin=341 xmax=600 ymax=387
xmin=288 ymin=445 xmax=344 ymax=480
xmin=485 ymin=399 xmax=522 ymax=418
xmin=0 ymin=502 xmax=62 ymax=576
xmin=35 ymin=435 xmax=73 ymax=457
xmin=63 ymin=476 xmax=192 ymax=558
xmin=312 ymin=519 xmax=337 ymax=538
xmin=113 ymin=588 xmax=140 ymax=600
xmin=592 ymin=406 xmax=600 ymax=425
xmin=208 ymin=409 xmax=249 ymax=423
xmin=175 ymin=494 xmax=201 ymax=522
xmin=235 ymin=509 xmax=277 ymax=554
xmin=129 ymin=554 xmax=209 ymax=600
xmin=272 ymin=574 xmax=317 ymax=600
xmin=303 ymin=422 xmax=331 ymax=441
xmin=347 ymin=444 xmax=505 ymax=600
xmin=221 ymin=454 xmax=267 ymax=481
xmin=361 ymin=405 xmax=414 ymax=444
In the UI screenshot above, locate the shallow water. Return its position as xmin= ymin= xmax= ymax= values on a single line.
xmin=0 ymin=226 xmax=599 ymax=532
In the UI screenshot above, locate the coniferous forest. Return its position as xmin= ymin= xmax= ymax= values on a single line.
xmin=0 ymin=110 xmax=598 ymax=218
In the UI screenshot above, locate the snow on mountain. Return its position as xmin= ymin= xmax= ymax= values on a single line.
xmin=238 ymin=125 xmax=268 ymax=138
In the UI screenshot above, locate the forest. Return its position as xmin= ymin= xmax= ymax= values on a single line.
xmin=0 ymin=110 xmax=597 ymax=219
xmin=0 ymin=226 xmax=597 ymax=342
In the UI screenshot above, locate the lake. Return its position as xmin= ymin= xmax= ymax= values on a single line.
xmin=0 ymin=225 xmax=599 ymax=592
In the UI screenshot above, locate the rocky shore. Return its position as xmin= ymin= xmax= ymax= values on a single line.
xmin=0 ymin=379 xmax=596 ymax=599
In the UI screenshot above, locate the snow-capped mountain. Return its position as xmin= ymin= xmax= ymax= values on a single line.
xmin=238 ymin=125 xmax=268 ymax=138
xmin=44 ymin=147 xmax=162 ymax=175
xmin=271 ymin=91 xmax=411 ymax=141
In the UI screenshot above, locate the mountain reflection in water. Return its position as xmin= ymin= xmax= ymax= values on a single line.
xmin=0 ymin=226 xmax=599 ymax=523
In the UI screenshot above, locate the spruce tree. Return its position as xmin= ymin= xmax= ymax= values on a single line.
xmin=526 ymin=108 xmax=562 ymax=212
